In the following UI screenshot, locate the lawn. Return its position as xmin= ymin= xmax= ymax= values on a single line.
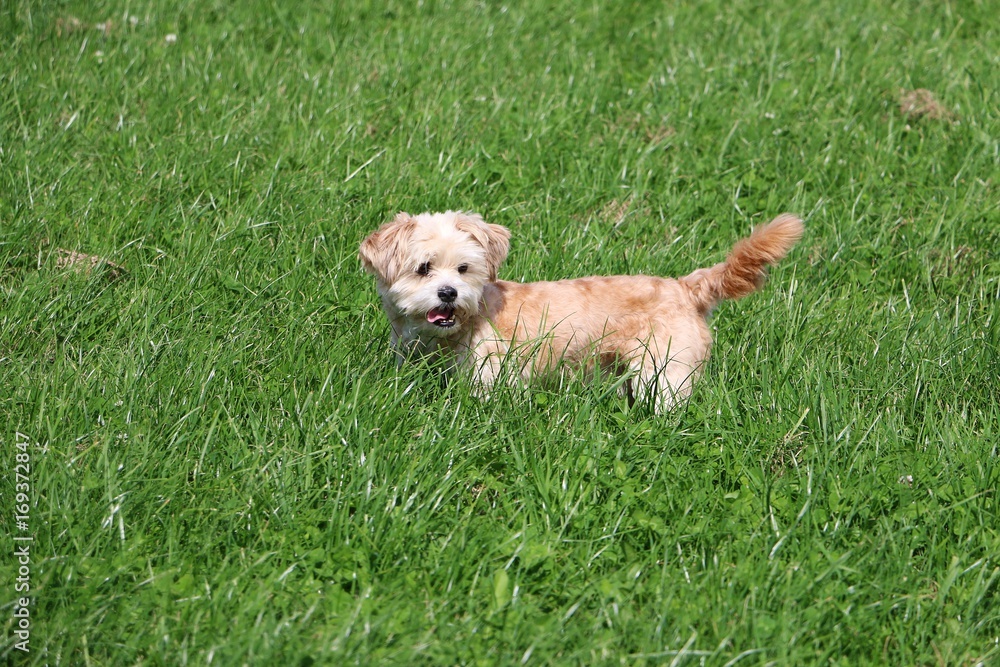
xmin=1 ymin=0 xmax=998 ymax=664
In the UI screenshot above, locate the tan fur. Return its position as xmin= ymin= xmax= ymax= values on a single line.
xmin=359 ymin=212 xmax=419 ymax=284
xmin=452 ymin=213 xmax=511 ymax=280
xmin=360 ymin=210 xmax=803 ymax=412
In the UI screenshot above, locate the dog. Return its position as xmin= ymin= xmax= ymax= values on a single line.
xmin=360 ymin=210 xmax=803 ymax=412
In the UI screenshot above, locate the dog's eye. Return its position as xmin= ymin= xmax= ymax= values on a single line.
xmin=416 ymin=262 xmax=431 ymax=276
xmin=457 ymin=264 xmax=469 ymax=274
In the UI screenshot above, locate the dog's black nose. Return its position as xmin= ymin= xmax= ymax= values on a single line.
xmin=437 ymin=286 xmax=458 ymax=303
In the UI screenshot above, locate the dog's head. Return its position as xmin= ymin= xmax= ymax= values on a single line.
xmin=359 ymin=211 xmax=510 ymax=337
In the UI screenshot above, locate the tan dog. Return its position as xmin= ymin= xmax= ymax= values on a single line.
xmin=360 ymin=210 xmax=803 ymax=412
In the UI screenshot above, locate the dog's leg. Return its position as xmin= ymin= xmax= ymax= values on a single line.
xmin=471 ymin=354 xmax=501 ymax=397
xmin=635 ymin=359 xmax=698 ymax=413
xmin=391 ymin=334 xmax=422 ymax=367
xmin=389 ymin=331 xmax=407 ymax=367
xmin=459 ymin=340 xmax=505 ymax=398
xmin=629 ymin=342 xmax=702 ymax=414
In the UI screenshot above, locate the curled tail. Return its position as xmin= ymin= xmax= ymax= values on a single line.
xmin=681 ymin=214 xmax=804 ymax=311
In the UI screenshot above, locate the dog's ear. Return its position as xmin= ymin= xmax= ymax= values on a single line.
xmin=454 ymin=212 xmax=510 ymax=281
xmin=359 ymin=212 xmax=417 ymax=284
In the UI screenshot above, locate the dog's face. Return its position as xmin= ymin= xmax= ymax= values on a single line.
xmin=360 ymin=211 xmax=510 ymax=338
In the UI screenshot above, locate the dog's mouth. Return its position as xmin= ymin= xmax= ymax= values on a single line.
xmin=427 ymin=306 xmax=456 ymax=328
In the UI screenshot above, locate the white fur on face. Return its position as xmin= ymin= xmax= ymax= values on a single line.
xmin=382 ymin=213 xmax=492 ymax=339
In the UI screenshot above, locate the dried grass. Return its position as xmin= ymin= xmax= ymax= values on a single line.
xmin=898 ymin=88 xmax=955 ymax=122
xmin=55 ymin=249 xmax=126 ymax=280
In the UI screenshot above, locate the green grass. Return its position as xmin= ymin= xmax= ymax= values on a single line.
xmin=2 ymin=0 xmax=998 ymax=664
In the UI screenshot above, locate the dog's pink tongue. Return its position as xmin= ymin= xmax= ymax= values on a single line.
xmin=427 ymin=307 xmax=452 ymax=323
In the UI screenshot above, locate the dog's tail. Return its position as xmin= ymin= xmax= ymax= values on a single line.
xmin=680 ymin=214 xmax=803 ymax=312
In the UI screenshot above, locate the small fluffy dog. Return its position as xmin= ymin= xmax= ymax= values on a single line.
xmin=360 ymin=210 xmax=802 ymax=412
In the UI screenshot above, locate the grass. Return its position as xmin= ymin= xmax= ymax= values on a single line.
xmin=1 ymin=0 xmax=998 ymax=664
